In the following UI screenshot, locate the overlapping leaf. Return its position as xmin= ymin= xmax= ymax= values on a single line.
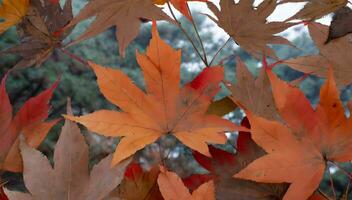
xmin=284 ymin=22 xmax=352 ymax=86
xmin=0 ymin=0 xmax=29 ymax=34
xmin=66 ymin=0 xmax=173 ymax=56
xmin=188 ymin=118 xmax=289 ymax=200
xmin=154 ymin=0 xmax=208 ymax=21
xmin=281 ymin=0 xmax=347 ymax=21
xmin=326 ymin=7 xmax=352 ymax=43
xmin=65 ymin=22 xmax=245 ymax=166
xmin=5 ymin=103 xmax=131 ymax=200
xmin=107 ymin=161 xmax=163 ymax=200
xmin=0 ymin=73 xmax=58 ymax=172
xmin=2 ymin=0 xmax=74 ymax=68
xmin=0 ymin=187 xmax=8 ymax=200
xmin=227 ymin=58 xmax=279 ymax=120
xmin=206 ymin=97 xmax=237 ymax=116
xmin=235 ymin=68 xmax=352 ymax=199
xmin=207 ymin=0 xmax=293 ymax=58
xmin=158 ymin=166 xmax=215 ymax=200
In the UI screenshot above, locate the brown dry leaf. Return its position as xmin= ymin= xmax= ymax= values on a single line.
xmin=65 ymin=0 xmax=174 ymax=57
xmin=326 ymin=6 xmax=352 ymax=43
xmin=158 ymin=166 xmax=215 ymax=200
xmin=227 ymin=58 xmax=279 ymax=120
xmin=1 ymin=0 xmax=74 ymax=69
xmin=207 ymin=0 xmax=294 ymax=59
xmin=281 ymin=0 xmax=347 ymax=21
xmin=284 ymin=22 xmax=352 ymax=86
xmin=65 ymin=22 xmax=245 ymax=166
xmin=0 ymin=0 xmax=29 ymax=34
xmin=5 ymin=103 xmax=131 ymax=200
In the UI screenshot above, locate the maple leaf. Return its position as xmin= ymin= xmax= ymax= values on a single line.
xmin=206 ymin=97 xmax=237 ymax=116
xmin=0 ymin=72 xmax=58 ymax=172
xmin=0 ymin=187 xmax=8 ymax=200
xmin=188 ymin=118 xmax=289 ymax=200
xmin=308 ymin=193 xmax=328 ymax=200
xmin=5 ymin=102 xmax=131 ymax=200
xmin=326 ymin=6 xmax=352 ymax=43
xmin=154 ymin=0 xmax=208 ymax=21
xmin=1 ymin=0 xmax=74 ymax=68
xmin=227 ymin=57 xmax=279 ymax=120
xmin=280 ymin=0 xmax=348 ymax=21
xmin=107 ymin=161 xmax=163 ymax=200
xmin=284 ymin=22 xmax=352 ymax=86
xmin=235 ymin=68 xmax=352 ymax=199
xmin=158 ymin=166 xmax=215 ymax=200
xmin=65 ymin=0 xmax=173 ymax=57
xmin=65 ymin=22 xmax=245 ymax=166
xmin=207 ymin=0 xmax=294 ymax=59
xmin=0 ymin=0 xmax=29 ymax=34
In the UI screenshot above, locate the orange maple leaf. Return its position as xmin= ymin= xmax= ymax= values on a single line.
xmin=65 ymin=22 xmax=246 ymax=166
xmin=0 ymin=0 xmax=29 ymax=34
xmin=158 ymin=166 xmax=215 ymax=200
xmin=235 ymin=68 xmax=352 ymax=199
xmin=0 ymin=73 xmax=59 ymax=172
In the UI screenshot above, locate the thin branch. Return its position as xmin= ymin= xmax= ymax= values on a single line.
xmin=158 ymin=141 xmax=172 ymax=168
xmin=318 ymin=189 xmax=333 ymax=200
xmin=187 ymin=5 xmax=208 ymax=66
xmin=59 ymin=48 xmax=89 ymax=67
xmin=328 ymin=167 xmax=337 ymax=200
xmin=209 ymin=37 xmax=231 ymax=66
xmin=331 ymin=162 xmax=352 ymax=179
xmin=166 ymin=1 xmax=208 ymax=67
xmin=345 ymin=178 xmax=351 ymax=199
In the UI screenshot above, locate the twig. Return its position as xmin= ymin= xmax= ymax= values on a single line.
xmin=345 ymin=178 xmax=351 ymax=199
xmin=331 ymin=162 xmax=352 ymax=179
xmin=158 ymin=141 xmax=173 ymax=168
xmin=318 ymin=189 xmax=333 ymax=200
xmin=328 ymin=167 xmax=337 ymax=200
xmin=59 ymin=48 xmax=89 ymax=66
xmin=166 ymin=1 xmax=208 ymax=67
xmin=209 ymin=37 xmax=231 ymax=66
xmin=187 ymin=5 xmax=208 ymax=66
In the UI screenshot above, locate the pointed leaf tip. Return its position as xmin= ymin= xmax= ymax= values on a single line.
xmin=66 ymin=98 xmax=73 ymax=116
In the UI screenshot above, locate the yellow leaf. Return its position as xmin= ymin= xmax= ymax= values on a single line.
xmin=0 ymin=0 xmax=29 ymax=34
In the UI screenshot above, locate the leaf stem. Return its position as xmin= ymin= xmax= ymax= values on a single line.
xmin=187 ymin=5 xmax=208 ymax=66
xmin=166 ymin=1 xmax=208 ymax=67
xmin=59 ymin=48 xmax=89 ymax=67
xmin=318 ymin=189 xmax=333 ymax=200
xmin=209 ymin=37 xmax=231 ymax=66
xmin=345 ymin=178 xmax=351 ymax=199
xmin=328 ymin=167 xmax=337 ymax=200
xmin=331 ymin=161 xmax=352 ymax=179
